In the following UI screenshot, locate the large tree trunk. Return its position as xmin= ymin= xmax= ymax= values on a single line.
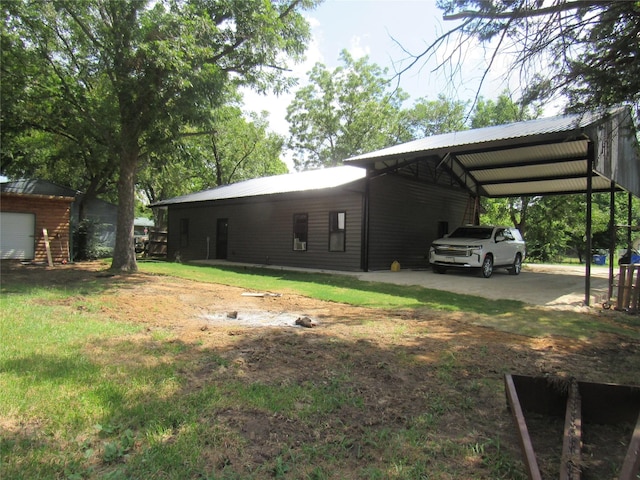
xmin=111 ymin=147 xmax=139 ymax=273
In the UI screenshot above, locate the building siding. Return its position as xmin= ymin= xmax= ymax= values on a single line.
xmin=367 ymin=174 xmax=470 ymax=270
xmin=163 ymin=173 xmax=471 ymax=272
xmin=167 ymin=185 xmax=365 ymax=271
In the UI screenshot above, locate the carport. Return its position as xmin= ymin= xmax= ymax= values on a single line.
xmin=346 ymin=107 xmax=640 ymax=306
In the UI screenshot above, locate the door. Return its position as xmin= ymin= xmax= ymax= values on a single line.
xmin=216 ymin=218 xmax=228 ymax=259
xmin=0 ymin=212 xmax=36 ymax=260
xmin=493 ymin=227 xmax=512 ymax=265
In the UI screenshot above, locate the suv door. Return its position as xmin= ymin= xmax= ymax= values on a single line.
xmin=493 ymin=228 xmax=510 ymax=265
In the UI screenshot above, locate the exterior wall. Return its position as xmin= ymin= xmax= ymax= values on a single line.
xmin=166 ymin=186 xmax=365 ymax=271
xmin=367 ymin=174 xmax=470 ymax=270
xmin=72 ymin=196 xmax=119 ymax=249
xmin=0 ymin=193 xmax=73 ymax=263
xmin=163 ymin=175 xmax=470 ymax=272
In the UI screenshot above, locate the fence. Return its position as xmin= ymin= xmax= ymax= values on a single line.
xmin=616 ymin=263 xmax=640 ymax=313
xmin=148 ymin=230 xmax=167 ymax=258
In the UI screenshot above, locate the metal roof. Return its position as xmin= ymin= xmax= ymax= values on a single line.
xmin=152 ymin=166 xmax=366 ymax=206
xmin=0 ymin=179 xmax=80 ymax=197
xmin=346 ymin=107 xmax=640 ymax=198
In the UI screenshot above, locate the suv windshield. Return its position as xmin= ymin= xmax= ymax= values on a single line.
xmin=448 ymin=227 xmax=493 ymax=239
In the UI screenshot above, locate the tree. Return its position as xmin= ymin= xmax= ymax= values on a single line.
xmin=401 ymin=1 xmax=640 ymax=118
xmin=471 ymin=92 xmax=541 ymax=129
xmin=1 ymin=13 xmax=119 ymax=218
xmin=2 ymin=0 xmax=316 ymax=272
xmin=401 ymin=94 xmax=468 ymax=138
xmin=139 ymin=101 xmax=287 ymax=205
xmin=286 ymin=50 xmax=409 ymax=170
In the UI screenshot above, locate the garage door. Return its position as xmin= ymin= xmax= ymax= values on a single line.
xmin=1 ymin=212 xmax=35 ymax=260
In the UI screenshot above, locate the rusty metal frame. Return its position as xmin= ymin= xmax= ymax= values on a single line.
xmin=504 ymin=374 xmax=640 ymax=480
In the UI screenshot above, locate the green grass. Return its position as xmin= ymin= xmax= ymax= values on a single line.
xmin=1 ymin=261 xmax=638 ymax=479
xmin=0 ymin=279 xmax=375 ymax=479
xmin=139 ymin=261 xmax=640 ymax=340
xmin=141 ymin=261 xmax=505 ymax=311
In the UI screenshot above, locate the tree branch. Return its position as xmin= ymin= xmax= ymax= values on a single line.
xmin=443 ymin=1 xmax=615 ymax=21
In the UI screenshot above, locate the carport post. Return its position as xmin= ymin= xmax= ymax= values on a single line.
xmin=585 ymin=143 xmax=594 ymax=306
xmin=609 ymin=182 xmax=617 ymax=302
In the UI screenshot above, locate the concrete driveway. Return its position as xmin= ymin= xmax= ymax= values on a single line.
xmin=355 ymin=264 xmax=611 ymax=310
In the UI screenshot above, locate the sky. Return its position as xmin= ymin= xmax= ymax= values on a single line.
xmin=242 ymin=0 xmax=525 ymax=166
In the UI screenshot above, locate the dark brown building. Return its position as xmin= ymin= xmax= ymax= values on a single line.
xmin=152 ymin=166 xmax=470 ymax=271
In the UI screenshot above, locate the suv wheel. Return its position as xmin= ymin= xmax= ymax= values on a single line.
xmin=481 ymin=255 xmax=493 ymax=278
xmin=509 ymin=254 xmax=522 ymax=275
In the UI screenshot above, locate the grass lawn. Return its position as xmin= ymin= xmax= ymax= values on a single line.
xmin=1 ymin=260 xmax=638 ymax=479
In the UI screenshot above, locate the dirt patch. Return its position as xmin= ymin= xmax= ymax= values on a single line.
xmin=3 ymin=260 xmax=639 ymax=478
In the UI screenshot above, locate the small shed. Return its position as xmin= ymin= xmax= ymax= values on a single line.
xmin=1 ymin=190 xmax=74 ymax=263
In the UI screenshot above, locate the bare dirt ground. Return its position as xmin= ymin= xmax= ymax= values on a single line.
xmin=3 ymin=260 xmax=639 ymax=478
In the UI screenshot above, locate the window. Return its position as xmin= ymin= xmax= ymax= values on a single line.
xmin=293 ymin=213 xmax=308 ymax=251
xmin=180 ymin=218 xmax=189 ymax=248
xmin=329 ymin=211 xmax=346 ymax=252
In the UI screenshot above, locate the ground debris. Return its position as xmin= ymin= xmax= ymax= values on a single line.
xmin=295 ymin=316 xmax=315 ymax=328
xmin=241 ymin=292 xmax=282 ymax=297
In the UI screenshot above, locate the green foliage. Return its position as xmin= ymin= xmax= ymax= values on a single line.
xmin=471 ymin=92 xmax=540 ymax=128
xmin=102 ymin=428 xmax=136 ymax=464
xmin=482 ymin=192 xmax=640 ymax=264
xmin=285 ymin=50 xmax=479 ymax=170
xmin=138 ymin=90 xmax=288 ymax=203
xmin=402 ymin=94 xmax=469 ymax=137
xmin=2 ymin=0 xmax=318 ymax=271
xmin=73 ymin=218 xmax=113 ymax=261
xmin=472 ymin=93 xmax=538 ymax=236
xmin=286 ymin=50 xmax=409 ymax=169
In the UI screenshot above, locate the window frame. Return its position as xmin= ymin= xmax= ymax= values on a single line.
xmin=328 ymin=211 xmax=346 ymax=252
xmin=292 ymin=213 xmax=308 ymax=251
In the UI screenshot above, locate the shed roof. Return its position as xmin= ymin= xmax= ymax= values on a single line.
xmin=152 ymin=166 xmax=366 ymax=207
xmin=0 ymin=179 xmax=80 ymax=197
xmin=346 ymin=107 xmax=640 ymax=198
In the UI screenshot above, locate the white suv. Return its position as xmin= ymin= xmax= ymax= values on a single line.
xmin=429 ymin=226 xmax=526 ymax=278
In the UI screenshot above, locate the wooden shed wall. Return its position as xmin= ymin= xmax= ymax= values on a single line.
xmin=167 ymin=187 xmax=365 ymax=271
xmin=367 ymin=174 xmax=470 ymax=270
xmin=1 ymin=193 xmax=73 ymax=263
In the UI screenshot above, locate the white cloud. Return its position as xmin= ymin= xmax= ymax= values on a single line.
xmin=348 ymin=34 xmax=371 ymax=59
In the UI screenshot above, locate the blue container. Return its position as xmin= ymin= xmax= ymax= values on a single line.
xmin=631 ymin=253 xmax=640 ymax=264
xmin=592 ymin=254 xmax=607 ymax=265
